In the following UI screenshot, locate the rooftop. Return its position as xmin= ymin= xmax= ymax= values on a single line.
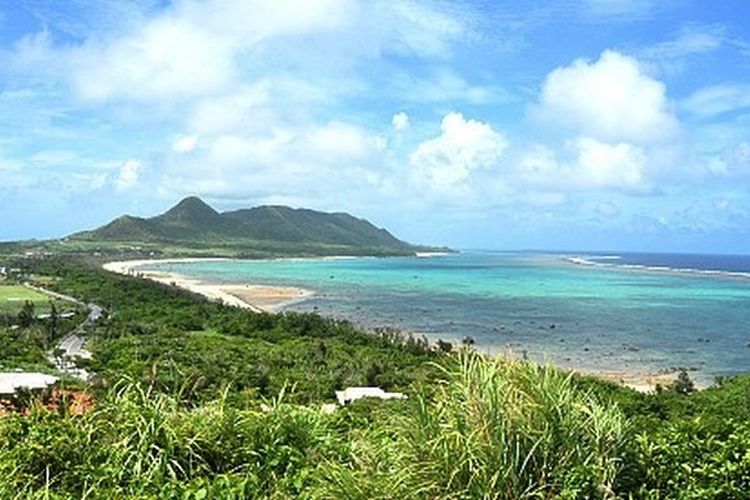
xmin=0 ymin=373 xmax=59 ymax=395
xmin=335 ymin=387 xmax=406 ymax=405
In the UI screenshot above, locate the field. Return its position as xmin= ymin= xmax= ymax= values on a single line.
xmin=0 ymin=284 xmax=66 ymax=314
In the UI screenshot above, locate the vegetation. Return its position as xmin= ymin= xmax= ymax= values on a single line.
xmin=1 ymin=255 xmax=750 ymax=498
xmin=68 ymin=197 xmax=444 ymax=257
xmin=0 ymin=284 xmax=71 ymax=315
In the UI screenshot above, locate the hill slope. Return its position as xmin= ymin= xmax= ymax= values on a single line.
xmin=71 ymin=197 xmax=437 ymax=256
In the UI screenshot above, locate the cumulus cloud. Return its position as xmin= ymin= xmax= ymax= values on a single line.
xmin=306 ymin=121 xmax=385 ymax=159
xmin=115 ymin=159 xmax=142 ymax=191
xmin=172 ymin=135 xmax=198 ymax=153
xmin=533 ymin=50 xmax=678 ymax=143
xmin=162 ymin=119 xmax=391 ymax=209
xmin=574 ymin=137 xmax=646 ymax=189
xmin=519 ymin=137 xmax=649 ymax=193
xmin=392 ymin=112 xmax=410 ymax=131
xmin=50 ymin=0 xmax=350 ymax=102
xmin=409 ymin=112 xmax=508 ymax=193
xmin=13 ymin=0 xmax=471 ymax=104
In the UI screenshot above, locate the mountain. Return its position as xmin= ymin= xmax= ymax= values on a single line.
xmin=71 ymin=197 xmax=439 ymax=256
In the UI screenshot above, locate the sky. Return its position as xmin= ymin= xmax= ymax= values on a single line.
xmin=1 ymin=0 xmax=749 ymax=253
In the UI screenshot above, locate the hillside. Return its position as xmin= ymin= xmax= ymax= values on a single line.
xmin=71 ymin=197 xmax=437 ymax=256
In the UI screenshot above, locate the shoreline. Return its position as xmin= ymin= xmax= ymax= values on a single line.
xmin=104 ymin=257 xmax=699 ymax=393
xmin=562 ymin=255 xmax=750 ymax=282
xmin=102 ymin=258 xmax=313 ymax=313
xmin=574 ymin=366 xmax=697 ymax=392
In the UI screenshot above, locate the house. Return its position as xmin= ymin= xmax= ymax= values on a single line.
xmin=335 ymin=387 xmax=406 ymax=406
xmin=0 ymin=373 xmax=59 ymax=397
xmin=24 ymin=247 xmax=47 ymax=259
xmin=37 ymin=312 xmax=76 ymax=320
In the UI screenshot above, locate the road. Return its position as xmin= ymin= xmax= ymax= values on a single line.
xmin=26 ymin=284 xmax=102 ymax=381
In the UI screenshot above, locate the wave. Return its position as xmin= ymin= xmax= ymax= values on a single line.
xmin=563 ymin=256 xmax=750 ymax=281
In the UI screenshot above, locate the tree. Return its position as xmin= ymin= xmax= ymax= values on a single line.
xmin=673 ymin=369 xmax=695 ymax=395
xmin=47 ymin=301 xmax=59 ymax=345
xmin=436 ymin=339 xmax=453 ymax=353
xmin=17 ymin=300 xmax=35 ymax=328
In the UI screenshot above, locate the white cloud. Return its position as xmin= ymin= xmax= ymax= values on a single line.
xmin=637 ymin=25 xmax=727 ymax=76
xmin=12 ymin=0 xmax=471 ymax=104
xmin=368 ymin=0 xmax=469 ymax=58
xmin=206 ymin=132 xmax=291 ymax=167
xmin=392 ymin=68 xmax=509 ymax=104
xmin=643 ymin=25 xmax=724 ymax=60
xmin=172 ymin=135 xmax=198 ymax=153
xmin=574 ymin=137 xmax=646 ymax=189
xmin=62 ymin=0 xmax=352 ymax=102
xmin=392 ymin=112 xmax=410 ymax=131
xmin=711 ymin=142 xmax=750 ymax=178
xmin=533 ymin=50 xmax=678 ymax=143
xmin=115 ymin=159 xmax=142 ymax=191
xmin=681 ymin=84 xmax=750 ymax=119
xmin=165 ymin=120 xmax=389 ymax=207
xmin=188 ymin=83 xmax=272 ymax=134
xmin=306 ymin=121 xmax=384 ymax=159
xmin=518 ymin=137 xmax=649 ymax=192
xmin=409 ymin=112 xmax=507 ymax=193
xmin=70 ymin=21 xmax=233 ymax=101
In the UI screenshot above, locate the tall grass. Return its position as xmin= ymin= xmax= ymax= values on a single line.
xmin=0 ymin=353 xmax=629 ymax=498
xmin=0 ymin=383 xmax=342 ymax=498
xmin=318 ymin=351 xmax=629 ymax=499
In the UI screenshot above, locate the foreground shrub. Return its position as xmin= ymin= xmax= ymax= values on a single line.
xmin=0 ymin=383 xmax=343 ymax=498
xmin=634 ymin=417 xmax=750 ymax=498
xmin=317 ymin=351 xmax=629 ymax=499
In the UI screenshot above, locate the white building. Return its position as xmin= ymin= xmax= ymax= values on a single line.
xmin=335 ymin=387 xmax=406 ymax=406
xmin=0 ymin=373 xmax=59 ymax=396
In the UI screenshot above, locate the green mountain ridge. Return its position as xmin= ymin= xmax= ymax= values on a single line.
xmin=71 ymin=196 xmax=439 ymax=256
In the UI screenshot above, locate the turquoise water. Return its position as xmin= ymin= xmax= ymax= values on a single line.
xmin=144 ymin=252 xmax=750 ymax=384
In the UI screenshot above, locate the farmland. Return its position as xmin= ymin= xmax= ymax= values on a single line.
xmin=0 ymin=283 xmax=69 ymax=315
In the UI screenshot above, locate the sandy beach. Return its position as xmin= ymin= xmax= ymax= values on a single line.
xmin=103 ymin=257 xmax=701 ymax=393
xmin=577 ymin=367 xmax=695 ymax=393
xmin=103 ymin=258 xmax=313 ymax=313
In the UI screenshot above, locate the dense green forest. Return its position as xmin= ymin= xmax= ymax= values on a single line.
xmin=1 ymin=256 xmax=750 ymax=498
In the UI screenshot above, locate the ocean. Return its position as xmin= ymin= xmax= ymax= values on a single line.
xmin=142 ymin=252 xmax=750 ymax=385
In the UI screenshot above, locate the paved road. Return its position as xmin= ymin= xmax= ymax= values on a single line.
xmin=27 ymin=284 xmax=102 ymax=381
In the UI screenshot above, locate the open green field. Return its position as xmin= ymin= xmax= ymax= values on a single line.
xmin=0 ymin=284 xmax=65 ymax=314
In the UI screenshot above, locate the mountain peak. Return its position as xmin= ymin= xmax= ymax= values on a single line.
xmin=161 ymin=196 xmax=219 ymax=220
xmin=73 ymin=197 xmax=441 ymax=256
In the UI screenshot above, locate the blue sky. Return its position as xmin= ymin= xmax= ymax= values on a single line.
xmin=1 ymin=0 xmax=749 ymax=253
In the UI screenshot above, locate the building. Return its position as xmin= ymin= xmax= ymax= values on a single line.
xmin=0 ymin=373 xmax=59 ymax=397
xmin=335 ymin=387 xmax=406 ymax=406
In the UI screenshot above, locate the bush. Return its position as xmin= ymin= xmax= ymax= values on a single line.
xmin=317 ymin=352 xmax=629 ymax=499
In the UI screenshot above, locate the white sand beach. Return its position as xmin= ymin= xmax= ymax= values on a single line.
xmin=580 ymin=368 xmax=694 ymax=393
xmin=103 ymin=258 xmax=313 ymax=313
xmin=104 ymin=258 xmax=695 ymax=393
